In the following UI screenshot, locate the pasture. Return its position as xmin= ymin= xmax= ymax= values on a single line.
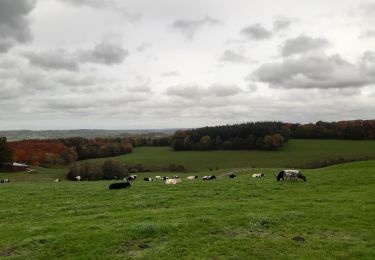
xmin=1 ymin=161 xmax=374 ymax=259
xmin=88 ymin=139 xmax=375 ymax=171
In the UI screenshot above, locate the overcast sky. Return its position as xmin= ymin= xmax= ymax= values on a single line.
xmin=0 ymin=0 xmax=374 ymax=130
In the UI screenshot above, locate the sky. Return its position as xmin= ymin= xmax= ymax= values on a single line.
xmin=0 ymin=0 xmax=374 ymax=130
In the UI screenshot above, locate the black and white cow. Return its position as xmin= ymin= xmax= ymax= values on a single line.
xmin=162 ymin=176 xmax=169 ymax=181
xmin=173 ymin=175 xmax=179 ymax=179
xmin=229 ymin=174 xmax=236 ymax=178
xmin=0 ymin=179 xmax=10 ymax=183
xmin=203 ymin=175 xmax=216 ymax=180
xmin=54 ymin=179 xmax=62 ymax=182
xmin=109 ymin=182 xmax=131 ymax=190
xmin=187 ymin=176 xmax=198 ymax=180
xmin=277 ymin=170 xmax=306 ymax=182
xmin=252 ymin=173 xmax=264 ymax=178
xmin=143 ymin=177 xmax=154 ymax=182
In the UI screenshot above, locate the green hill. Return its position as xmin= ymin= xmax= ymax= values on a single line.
xmin=0 ymin=160 xmax=374 ymax=259
xmin=86 ymin=139 xmax=375 ymax=171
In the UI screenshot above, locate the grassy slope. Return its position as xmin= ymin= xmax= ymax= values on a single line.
xmin=87 ymin=139 xmax=375 ymax=171
xmin=0 ymin=161 xmax=374 ymax=259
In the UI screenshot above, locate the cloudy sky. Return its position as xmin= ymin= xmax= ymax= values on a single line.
xmin=0 ymin=0 xmax=374 ymax=130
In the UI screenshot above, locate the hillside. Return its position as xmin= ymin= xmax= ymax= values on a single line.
xmin=0 ymin=160 xmax=374 ymax=259
xmin=86 ymin=139 xmax=375 ymax=171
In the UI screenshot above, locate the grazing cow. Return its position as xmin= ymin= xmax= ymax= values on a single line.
xmin=187 ymin=176 xmax=198 ymax=180
xmin=109 ymin=182 xmax=131 ymax=190
xmin=162 ymin=176 xmax=169 ymax=181
xmin=155 ymin=176 xmax=162 ymax=180
xmin=54 ymin=179 xmax=62 ymax=182
xmin=143 ymin=177 xmax=154 ymax=182
xmin=277 ymin=170 xmax=306 ymax=182
xmin=127 ymin=176 xmax=135 ymax=182
xmin=173 ymin=175 xmax=179 ymax=179
xmin=165 ymin=178 xmax=182 ymax=185
xmin=203 ymin=175 xmax=216 ymax=180
xmin=0 ymin=179 xmax=10 ymax=183
xmin=252 ymin=173 xmax=264 ymax=178
xmin=229 ymin=174 xmax=236 ymax=178
xmin=75 ymin=176 xmax=81 ymax=181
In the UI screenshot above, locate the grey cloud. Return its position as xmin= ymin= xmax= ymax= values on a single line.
xmin=166 ymin=83 xmax=242 ymax=100
xmin=273 ymin=17 xmax=293 ymax=31
xmin=79 ymin=42 xmax=129 ymax=65
xmin=24 ymin=49 xmax=79 ymax=71
xmin=207 ymin=83 xmax=241 ymax=97
xmin=136 ymin=42 xmax=151 ymax=52
xmin=240 ymin=23 xmax=272 ymax=40
xmin=252 ymin=54 xmax=372 ymax=89
xmin=219 ymin=50 xmax=246 ymax=63
xmin=0 ymin=0 xmax=35 ymax=53
xmin=166 ymin=85 xmax=202 ymax=100
xmin=281 ymin=35 xmax=330 ymax=56
xmin=172 ymin=16 xmax=221 ymax=39
xmin=360 ymin=51 xmax=375 ymax=77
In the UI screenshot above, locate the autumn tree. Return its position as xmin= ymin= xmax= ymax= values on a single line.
xmin=0 ymin=137 xmax=13 ymax=169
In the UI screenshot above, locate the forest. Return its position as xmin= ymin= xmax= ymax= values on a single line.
xmin=288 ymin=120 xmax=375 ymax=140
xmin=170 ymin=122 xmax=290 ymax=151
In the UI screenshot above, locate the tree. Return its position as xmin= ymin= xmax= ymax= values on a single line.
xmin=0 ymin=137 xmax=13 ymax=169
xmin=102 ymin=159 xmax=128 ymax=180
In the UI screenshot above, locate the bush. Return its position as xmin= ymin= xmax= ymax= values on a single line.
xmin=102 ymin=159 xmax=128 ymax=180
xmin=67 ymin=162 xmax=104 ymax=181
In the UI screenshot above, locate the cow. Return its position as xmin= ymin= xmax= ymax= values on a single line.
xmin=127 ymin=176 xmax=135 ymax=182
xmin=229 ymin=174 xmax=236 ymax=178
xmin=277 ymin=170 xmax=306 ymax=182
xmin=187 ymin=176 xmax=198 ymax=180
xmin=143 ymin=177 xmax=154 ymax=182
xmin=203 ymin=175 xmax=216 ymax=180
xmin=54 ymin=179 xmax=62 ymax=182
xmin=0 ymin=179 xmax=9 ymax=183
xmin=165 ymin=178 xmax=182 ymax=185
xmin=252 ymin=173 xmax=264 ymax=178
xmin=75 ymin=176 xmax=81 ymax=181
xmin=109 ymin=182 xmax=131 ymax=190
xmin=162 ymin=176 xmax=169 ymax=181
xmin=173 ymin=175 xmax=179 ymax=179
xmin=155 ymin=176 xmax=162 ymax=180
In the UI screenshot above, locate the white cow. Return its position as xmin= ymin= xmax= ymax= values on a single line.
xmin=252 ymin=173 xmax=264 ymax=178
xmin=187 ymin=176 xmax=198 ymax=180
xmin=155 ymin=176 xmax=162 ymax=180
xmin=165 ymin=179 xmax=182 ymax=185
xmin=54 ymin=178 xmax=62 ymax=182
xmin=75 ymin=176 xmax=81 ymax=181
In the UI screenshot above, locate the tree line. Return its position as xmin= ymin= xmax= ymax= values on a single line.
xmin=287 ymin=120 xmax=375 ymax=140
xmin=170 ymin=122 xmax=291 ymax=151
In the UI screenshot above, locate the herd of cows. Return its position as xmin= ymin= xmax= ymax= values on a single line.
xmin=105 ymin=169 xmax=306 ymax=190
xmin=0 ymin=170 xmax=307 ymax=188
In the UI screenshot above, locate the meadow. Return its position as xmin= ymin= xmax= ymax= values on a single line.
xmin=0 ymin=139 xmax=375 ymax=259
xmin=88 ymin=139 xmax=375 ymax=171
xmin=0 ymin=161 xmax=374 ymax=259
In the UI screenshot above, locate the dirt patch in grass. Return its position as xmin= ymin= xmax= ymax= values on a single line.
xmin=0 ymin=247 xmax=17 ymax=257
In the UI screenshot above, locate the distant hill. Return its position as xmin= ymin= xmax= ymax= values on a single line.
xmin=0 ymin=129 xmax=178 ymax=141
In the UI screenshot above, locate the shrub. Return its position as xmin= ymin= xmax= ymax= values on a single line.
xmin=102 ymin=159 xmax=128 ymax=180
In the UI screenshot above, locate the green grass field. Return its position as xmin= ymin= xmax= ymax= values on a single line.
xmin=1 ymin=139 xmax=375 ymax=259
xmin=0 ymin=161 xmax=374 ymax=259
xmin=87 ymin=139 xmax=375 ymax=171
